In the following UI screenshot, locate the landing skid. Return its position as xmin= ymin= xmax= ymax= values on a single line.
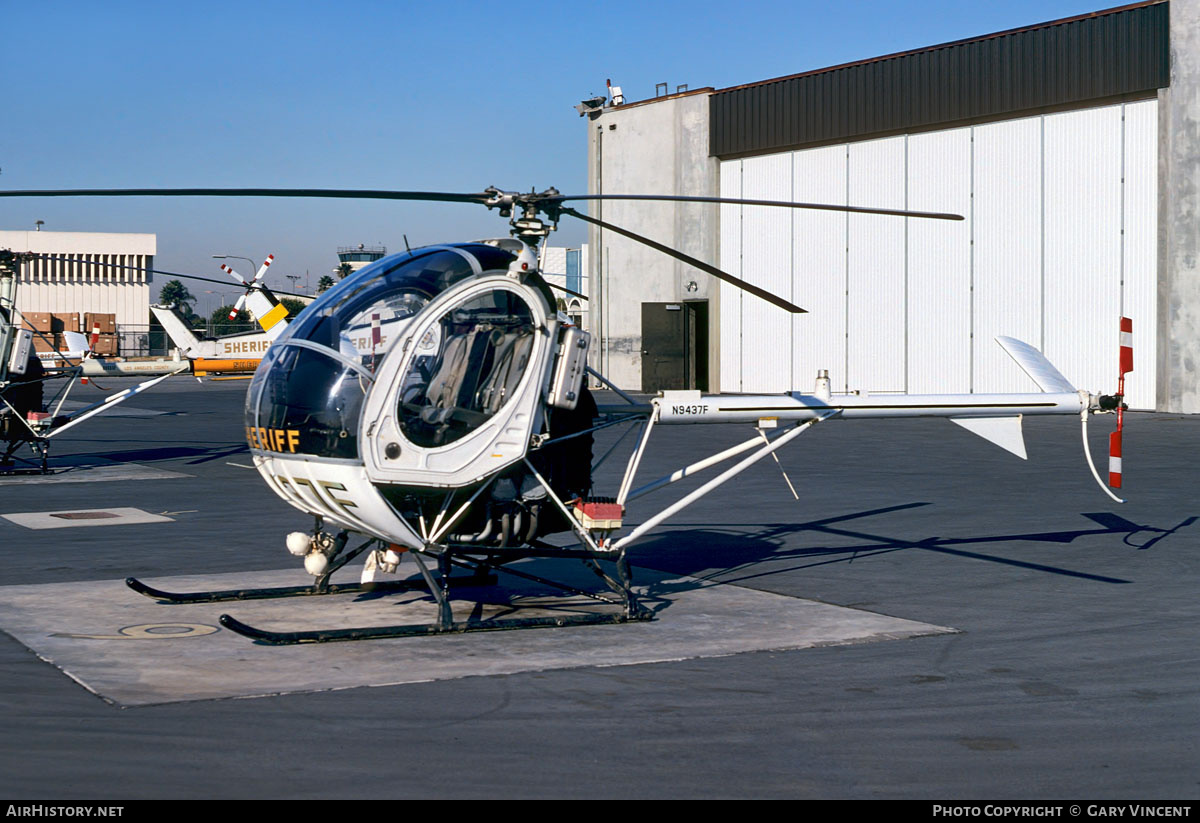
xmin=128 ymin=536 xmax=651 ymax=644
xmin=124 ymin=574 xmax=494 ymax=604
xmin=219 ymin=609 xmax=647 ymax=645
xmin=0 ymin=438 xmax=50 ymax=475
xmin=126 ymin=533 xmax=496 ymax=605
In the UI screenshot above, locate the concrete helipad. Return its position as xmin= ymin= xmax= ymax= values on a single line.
xmin=2 ymin=507 xmax=176 ymax=529
xmin=0 ymin=561 xmax=955 ymax=706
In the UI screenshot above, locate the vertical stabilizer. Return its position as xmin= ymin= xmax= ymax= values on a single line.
xmin=995 ymin=336 xmax=1076 ymax=393
xmin=150 ymin=305 xmax=205 ymax=357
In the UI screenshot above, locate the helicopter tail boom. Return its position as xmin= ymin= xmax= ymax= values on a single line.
xmin=653 ymin=389 xmax=1085 ymax=426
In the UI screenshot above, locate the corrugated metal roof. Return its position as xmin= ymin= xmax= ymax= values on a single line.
xmin=710 ymin=1 xmax=1169 ymax=158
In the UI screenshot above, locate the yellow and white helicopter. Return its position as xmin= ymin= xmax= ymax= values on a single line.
xmin=0 ymin=186 xmax=1131 ymax=641
xmin=147 ymin=254 xmax=290 ymax=377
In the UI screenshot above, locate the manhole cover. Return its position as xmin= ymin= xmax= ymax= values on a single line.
xmin=50 ymin=511 xmax=121 ymax=520
xmin=2 ymin=508 xmax=175 ymax=530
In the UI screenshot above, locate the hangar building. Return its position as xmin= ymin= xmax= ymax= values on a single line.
xmin=0 ymin=230 xmax=154 ymax=332
xmin=586 ymin=0 xmax=1197 ymax=412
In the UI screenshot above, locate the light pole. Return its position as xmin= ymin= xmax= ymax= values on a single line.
xmin=212 ymin=254 xmax=258 ymax=279
xmin=202 ymin=290 xmax=218 ymax=329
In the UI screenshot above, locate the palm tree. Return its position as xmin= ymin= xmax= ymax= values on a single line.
xmin=158 ymin=280 xmax=196 ymax=319
xmin=317 ymin=275 xmax=335 ymax=293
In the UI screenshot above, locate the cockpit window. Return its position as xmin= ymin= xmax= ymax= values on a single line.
xmin=398 ymin=289 xmax=536 ymax=448
xmin=246 ymin=344 xmax=369 ymax=459
xmin=278 ymin=244 xmax=516 ymax=370
xmin=245 ymin=242 xmax=524 ymax=459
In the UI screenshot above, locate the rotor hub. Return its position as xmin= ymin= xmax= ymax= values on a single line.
xmin=482 ymin=187 xmax=562 ymax=244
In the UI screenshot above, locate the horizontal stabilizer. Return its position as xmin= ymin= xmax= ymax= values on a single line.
xmin=950 ymin=415 xmax=1028 ymax=460
xmin=995 ymin=336 xmax=1076 ymax=393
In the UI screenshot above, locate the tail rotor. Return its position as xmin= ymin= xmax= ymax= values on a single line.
xmin=221 ymin=254 xmax=274 ymax=320
xmin=1108 ymin=316 xmax=1133 ymax=489
xmin=1083 ymin=316 xmax=1132 ymax=503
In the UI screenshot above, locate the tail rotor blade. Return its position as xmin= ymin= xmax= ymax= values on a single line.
xmin=252 ymin=253 xmax=274 ymax=285
xmin=1108 ymin=430 xmax=1123 ymax=489
xmin=1112 ymin=316 xmax=1132 ymax=490
xmin=220 ymin=263 xmax=246 ymax=285
xmin=1119 ymin=316 xmax=1133 ymax=377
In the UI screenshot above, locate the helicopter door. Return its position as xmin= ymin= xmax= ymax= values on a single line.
xmin=360 ymin=276 xmax=555 ymax=488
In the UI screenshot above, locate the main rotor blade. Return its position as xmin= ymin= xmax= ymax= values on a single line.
xmin=552 ymin=193 xmax=964 ymax=221
xmin=560 ymin=207 xmax=806 ymax=314
xmin=0 ymin=188 xmax=491 ymax=204
xmin=544 ymin=281 xmax=589 ymax=301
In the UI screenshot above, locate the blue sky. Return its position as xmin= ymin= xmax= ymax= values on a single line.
xmin=1 ymin=0 xmax=1109 ymax=310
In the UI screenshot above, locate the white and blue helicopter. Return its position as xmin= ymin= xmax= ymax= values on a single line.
xmin=0 ymin=186 xmax=1131 ymax=642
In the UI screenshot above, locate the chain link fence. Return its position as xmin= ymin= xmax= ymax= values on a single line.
xmin=116 ymin=323 xmax=259 ymax=357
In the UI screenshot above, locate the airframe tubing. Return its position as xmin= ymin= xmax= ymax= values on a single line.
xmin=625 ymin=425 xmax=795 ymax=503
xmin=428 ymin=481 xmax=495 ymax=545
xmin=45 ymin=369 xmax=183 ymax=438
xmin=612 ymin=412 xmax=836 ymax=551
xmin=587 ymin=366 xmax=641 ymax=407
xmin=522 ymin=458 xmax=606 ymax=554
xmin=616 ymin=414 xmax=656 ymax=506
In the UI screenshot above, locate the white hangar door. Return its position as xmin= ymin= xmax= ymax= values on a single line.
xmin=718 ymin=99 xmax=1158 ymax=409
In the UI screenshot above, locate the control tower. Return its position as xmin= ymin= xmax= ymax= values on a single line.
xmin=336 ymin=244 xmax=387 ymax=275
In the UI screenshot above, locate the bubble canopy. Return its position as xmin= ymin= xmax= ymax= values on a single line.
xmin=245 ymin=243 xmax=518 ymax=460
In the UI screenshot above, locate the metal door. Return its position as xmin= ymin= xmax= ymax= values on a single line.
xmin=641 ymin=302 xmax=686 ymax=392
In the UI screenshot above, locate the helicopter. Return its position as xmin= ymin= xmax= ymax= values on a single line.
xmin=145 ymin=254 xmax=290 ymax=377
xmin=0 ymin=185 xmax=1132 ymax=641
xmin=0 ymin=248 xmax=185 ymax=473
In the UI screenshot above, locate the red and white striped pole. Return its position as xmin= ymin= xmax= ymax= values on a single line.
xmin=1108 ymin=316 xmax=1133 ymax=488
xmin=80 ymin=323 xmax=102 ymax=384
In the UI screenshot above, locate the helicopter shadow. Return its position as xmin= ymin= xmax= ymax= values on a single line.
xmin=625 ymin=503 xmax=1198 ymax=597
xmin=72 ymin=443 xmax=250 ymax=465
xmin=340 ymin=505 xmax=1195 ymax=624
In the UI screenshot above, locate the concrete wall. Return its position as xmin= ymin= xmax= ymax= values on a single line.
xmin=1158 ymin=0 xmax=1200 ymax=412
xmin=586 ymin=90 xmax=718 ymax=390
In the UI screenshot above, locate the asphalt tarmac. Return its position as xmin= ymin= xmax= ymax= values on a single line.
xmin=0 ymin=377 xmax=1196 ymax=799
